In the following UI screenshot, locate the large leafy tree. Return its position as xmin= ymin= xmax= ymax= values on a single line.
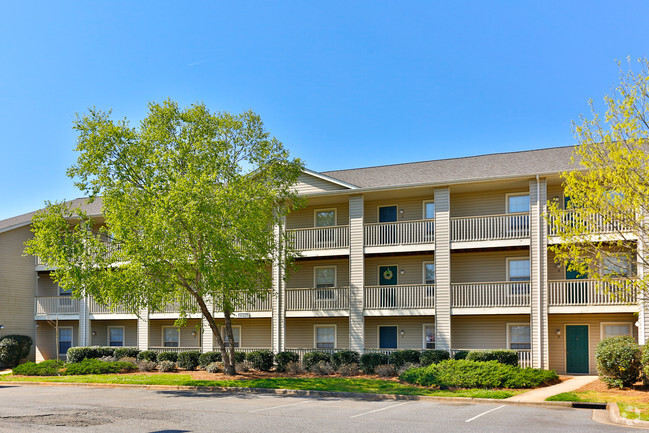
xmin=548 ymin=58 xmax=649 ymax=296
xmin=25 ymin=100 xmax=305 ymax=374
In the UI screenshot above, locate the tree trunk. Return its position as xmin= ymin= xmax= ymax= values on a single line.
xmin=191 ymin=291 xmax=236 ymax=375
xmin=223 ymin=310 xmax=237 ymax=375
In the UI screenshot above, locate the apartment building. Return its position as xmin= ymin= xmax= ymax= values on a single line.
xmin=0 ymin=146 xmax=642 ymax=374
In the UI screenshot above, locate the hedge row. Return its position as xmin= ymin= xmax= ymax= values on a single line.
xmin=13 ymin=358 xmax=137 ymax=376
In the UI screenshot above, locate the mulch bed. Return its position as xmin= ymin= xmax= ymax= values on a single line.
xmin=576 ymin=379 xmax=649 ymax=402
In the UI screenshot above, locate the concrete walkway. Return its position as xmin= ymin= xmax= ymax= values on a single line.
xmin=506 ymin=375 xmax=599 ymax=402
xmin=0 ymin=369 xmax=12 ymax=375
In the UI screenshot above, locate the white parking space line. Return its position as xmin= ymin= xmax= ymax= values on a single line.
xmin=249 ymin=399 xmax=313 ymax=413
xmin=349 ymin=402 xmax=410 ymax=418
xmin=464 ymin=405 xmax=506 ymax=423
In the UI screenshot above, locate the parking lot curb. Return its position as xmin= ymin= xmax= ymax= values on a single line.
xmin=607 ymin=402 xmax=649 ymax=428
xmin=1 ymin=380 xmax=574 ymax=409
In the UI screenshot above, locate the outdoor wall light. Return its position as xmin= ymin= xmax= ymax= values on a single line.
xmin=92 ymin=330 xmax=96 ymax=337
xmin=400 ymin=330 xmax=405 ymax=338
xmin=0 ymin=325 xmax=4 ymax=330
xmin=399 ymin=209 xmax=405 ymax=217
xmin=400 ymin=269 xmax=405 ymax=275
xmin=555 ymin=328 xmax=561 ymax=337
xmin=555 ymin=262 xmax=562 ymax=270
xmin=192 ymin=331 xmax=197 ymax=338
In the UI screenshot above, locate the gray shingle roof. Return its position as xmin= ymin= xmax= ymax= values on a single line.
xmin=0 ymin=197 xmax=103 ymax=233
xmin=321 ymin=146 xmax=578 ymax=188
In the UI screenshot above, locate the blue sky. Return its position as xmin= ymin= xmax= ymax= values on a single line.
xmin=1 ymin=1 xmax=648 ymax=220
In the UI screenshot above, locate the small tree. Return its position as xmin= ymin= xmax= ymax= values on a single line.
xmin=548 ymin=58 xmax=649 ymax=298
xmin=25 ymin=100 xmax=304 ymax=375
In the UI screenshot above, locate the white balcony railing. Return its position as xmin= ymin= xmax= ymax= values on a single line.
xmin=450 ymin=349 xmax=532 ymax=368
xmin=286 ymin=287 xmax=350 ymax=311
xmin=451 ymin=213 xmax=529 ymax=242
xmin=147 ymin=346 xmax=202 ymax=353
xmin=34 ymin=297 xmax=80 ymax=315
xmin=286 ymin=226 xmax=349 ymax=251
xmin=227 ymin=293 xmax=272 ymax=312
xmin=88 ymin=297 xmax=133 ymax=314
xmin=452 ymin=282 xmax=531 ymax=308
xmin=548 ymin=210 xmax=630 ymax=236
xmin=364 ymin=220 xmax=435 ymax=247
xmin=364 ymin=285 xmax=435 ymax=309
xmin=549 ymin=279 xmax=637 ymax=306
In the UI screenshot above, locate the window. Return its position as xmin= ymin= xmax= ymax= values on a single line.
xmin=602 ymin=254 xmax=633 ymax=277
xmin=59 ymin=327 xmax=73 ymax=355
xmin=315 ymin=266 xmax=336 ymax=301
xmin=223 ymin=326 xmax=240 ymax=348
xmin=58 ymin=284 xmax=72 ymax=307
xmin=423 ymin=324 xmax=435 ymax=349
xmin=507 ymin=194 xmax=530 ymax=213
xmin=508 ymin=258 xmax=530 ymax=295
xmin=315 ymin=325 xmax=336 ymax=349
xmin=162 ymin=327 xmax=179 ymax=348
xmin=423 ymin=262 xmax=435 ymax=298
xmin=508 ymin=324 xmax=530 ymax=350
xmin=108 ymin=326 xmax=124 ymax=347
xmin=423 ymin=201 xmax=435 ymax=219
xmin=602 ymin=323 xmax=632 ymax=339
xmin=315 ymin=209 xmax=336 ymax=227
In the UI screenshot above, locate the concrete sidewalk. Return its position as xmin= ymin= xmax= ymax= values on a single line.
xmin=506 ymin=376 xmax=599 ymax=402
xmin=0 ymin=369 xmax=12 ymax=375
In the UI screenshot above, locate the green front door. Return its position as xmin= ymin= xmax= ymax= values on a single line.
xmin=566 ymin=325 xmax=589 ymax=373
xmin=379 ymin=266 xmax=398 ymax=308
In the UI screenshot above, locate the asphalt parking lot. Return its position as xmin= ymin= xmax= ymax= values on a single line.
xmin=0 ymin=384 xmax=630 ymax=432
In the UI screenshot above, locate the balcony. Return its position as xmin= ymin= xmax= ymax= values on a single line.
xmin=364 ymin=285 xmax=435 ymax=314
xmin=549 ymin=279 xmax=637 ymax=312
xmin=286 ymin=287 xmax=350 ymax=316
xmin=451 ymin=282 xmax=531 ymax=313
xmin=364 ymin=220 xmax=434 ymax=252
xmin=451 ymin=349 xmax=532 ymax=368
xmin=88 ymin=297 xmax=135 ymax=317
xmin=451 ymin=213 xmax=530 ymax=247
xmin=34 ymin=297 xmax=80 ymax=316
xmin=286 ymin=226 xmax=349 ymax=255
xmin=547 ymin=210 xmax=632 ymax=237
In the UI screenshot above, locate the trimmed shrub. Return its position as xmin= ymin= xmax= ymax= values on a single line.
xmin=398 ymin=362 xmax=420 ymax=375
xmin=375 ymin=364 xmax=397 ymax=377
xmin=99 ymin=356 xmax=117 ymax=363
xmin=13 ymin=360 xmax=63 ymax=376
xmin=309 ymin=361 xmax=334 ymax=375
xmin=399 ymin=359 xmax=557 ymax=389
xmin=199 ymin=351 xmax=222 ymax=369
xmin=359 ymin=353 xmax=389 ymax=374
xmin=332 ymin=350 xmax=360 ymax=369
xmin=236 ymin=360 xmax=253 ymax=373
xmin=118 ymin=356 xmax=137 ymax=365
xmin=66 ymin=346 xmax=115 ymax=363
xmin=158 ymin=360 xmax=177 ymax=372
xmin=137 ymin=350 xmax=158 ymax=363
xmin=157 ymin=352 xmax=178 ymax=363
xmin=453 ymin=350 xmax=470 ymax=361
xmin=246 ymin=350 xmax=274 ymax=371
xmin=64 ymin=358 xmax=137 ymax=375
xmin=466 ymin=350 xmax=519 ymax=366
xmin=113 ymin=347 xmax=140 ymax=359
xmin=177 ymin=351 xmax=201 ymax=370
xmin=642 ymin=345 xmax=649 ymax=385
xmin=137 ymin=360 xmax=157 ymax=372
xmin=206 ymin=362 xmax=223 ymax=374
xmin=0 ymin=335 xmax=33 ymax=367
xmin=337 ymin=363 xmax=360 ymax=376
xmin=389 ymin=350 xmax=421 ymax=368
xmin=275 ymin=351 xmax=300 ymax=372
xmin=286 ymin=361 xmax=304 ymax=374
xmin=596 ymin=336 xmax=642 ymax=388
xmin=420 ymin=350 xmax=450 ymax=366
xmin=303 ymin=351 xmax=332 ymax=370
xmin=233 ymin=352 xmax=246 ymax=363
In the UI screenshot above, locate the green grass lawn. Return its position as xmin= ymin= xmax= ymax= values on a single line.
xmin=0 ymin=374 xmax=521 ymax=399
xmin=546 ymin=391 xmax=649 ymax=422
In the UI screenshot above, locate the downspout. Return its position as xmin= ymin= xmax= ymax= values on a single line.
xmin=536 ymin=175 xmax=543 ymax=368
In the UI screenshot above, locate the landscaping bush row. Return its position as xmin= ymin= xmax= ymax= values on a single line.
xmin=12 ymin=358 xmax=137 ymax=376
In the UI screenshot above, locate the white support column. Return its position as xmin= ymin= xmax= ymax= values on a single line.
xmin=271 ymin=216 xmax=286 ymax=353
xmin=78 ymin=296 xmax=90 ymax=347
xmin=434 ymin=187 xmax=451 ymax=351
xmin=201 ymin=298 xmax=214 ymax=353
xmin=137 ymin=308 xmax=149 ymax=351
xmin=349 ymin=194 xmax=365 ymax=352
xmin=530 ymin=178 xmax=549 ymax=369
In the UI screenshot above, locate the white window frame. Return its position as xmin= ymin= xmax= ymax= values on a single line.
xmin=313 ymin=265 xmax=337 ymax=288
xmin=505 ymin=192 xmax=530 ymax=214
xmin=377 ymin=204 xmax=399 ymax=222
xmin=107 ymin=326 xmax=125 ymax=347
xmin=58 ymin=284 xmax=72 ymax=296
xmin=601 ymin=254 xmax=633 ymax=278
xmin=162 ymin=326 xmax=180 ymax=348
xmin=377 ymin=324 xmax=399 ymax=349
xmin=506 ymin=257 xmax=531 ymax=281
xmin=506 ymin=323 xmax=531 ymax=350
xmin=600 ymin=322 xmax=633 ymax=340
xmin=58 ymin=326 xmax=73 ymax=355
xmin=314 ymin=324 xmax=337 ymax=349
xmin=422 ymin=200 xmax=435 ymax=220
xmin=422 ymin=261 xmax=435 ymax=298
xmin=222 ymin=325 xmax=241 ymax=348
xmin=506 ymin=257 xmax=530 ymax=296
xmin=422 ymin=323 xmax=435 ymax=349
xmin=314 ymin=208 xmax=337 ymax=227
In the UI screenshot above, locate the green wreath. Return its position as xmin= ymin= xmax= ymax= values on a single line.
xmin=383 ymin=269 xmax=394 ymax=280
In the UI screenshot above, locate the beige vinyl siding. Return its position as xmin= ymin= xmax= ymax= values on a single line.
xmin=285 ymin=317 xmax=349 ymax=349
xmin=35 ymin=320 xmax=78 ymax=361
xmin=451 ymin=315 xmax=530 ymax=349
xmin=547 ymin=250 xmax=566 ymax=281
xmin=295 ymin=173 xmax=348 ymax=194
xmin=210 ymin=318 xmax=272 ymax=349
xmin=37 ymin=272 xmax=60 ymax=296
xmin=286 ymin=204 xmax=349 ymax=229
xmin=364 ymin=316 xmax=435 ymax=349
xmin=287 ymin=259 xmax=350 ymax=288
xmin=90 ymin=320 xmax=138 ymax=347
xmin=546 ymin=185 xmax=564 ymax=206
xmin=451 ymin=249 xmax=529 ymax=283
xmin=364 ymin=196 xmax=434 ymax=224
xmin=149 ymin=319 xmax=202 ymax=348
xmin=0 ymin=226 xmax=38 ymax=362
xmin=364 ymin=254 xmax=434 ymax=286
xmin=450 ymin=188 xmax=528 ymax=218
xmin=548 ymin=313 xmax=637 ymax=374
